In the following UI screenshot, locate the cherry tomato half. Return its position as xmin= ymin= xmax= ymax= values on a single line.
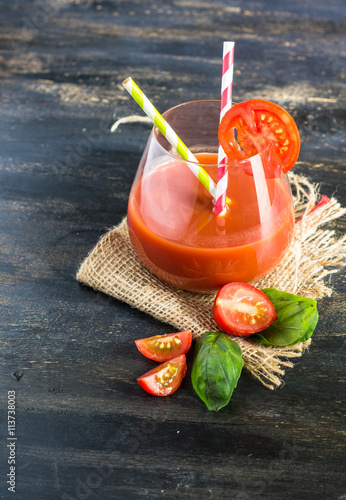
xmin=135 ymin=331 xmax=192 ymax=362
xmin=213 ymin=283 xmax=277 ymax=336
xmin=137 ymin=354 xmax=187 ymax=396
xmin=218 ymin=99 xmax=300 ymax=175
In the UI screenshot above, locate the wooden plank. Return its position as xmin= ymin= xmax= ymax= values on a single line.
xmin=0 ymin=1 xmax=345 ymax=499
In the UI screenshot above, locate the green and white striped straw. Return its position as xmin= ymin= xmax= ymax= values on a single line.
xmin=122 ymin=77 xmax=218 ymax=200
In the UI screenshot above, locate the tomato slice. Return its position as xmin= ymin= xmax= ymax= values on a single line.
xmin=218 ymin=99 xmax=300 ymax=174
xmin=135 ymin=331 xmax=192 ymax=362
xmin=137 ymin=354 xmax=187 ymax=396
xmin=213 ymin=283 xmax=277 ymax=336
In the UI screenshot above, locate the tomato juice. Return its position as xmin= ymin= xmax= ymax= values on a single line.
xmin=127 ymin=152 xmax=294 ymax=292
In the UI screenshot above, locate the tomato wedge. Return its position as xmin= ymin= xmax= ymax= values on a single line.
xmin=218 ymin=99 xmax=300 ymax=174
xmin=213 ymin=283 xmax=277 ymax=336
xmin=137 ymin=354 xmax=187 ymax=396
xmin=135 ymin=331 xmax=192 ymax=362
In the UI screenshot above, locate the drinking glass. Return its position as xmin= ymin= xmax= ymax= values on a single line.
xmin=127 ymin=100 xmax=295 ymax=292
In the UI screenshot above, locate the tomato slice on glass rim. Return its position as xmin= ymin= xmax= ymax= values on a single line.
xmin=137 ymin=354 xmax=187 ymax=396
xmin=213 ymin=283 xmax=277 ymax=336
xmin=218 ymin=99 xmax=300 ymax=174
xmin=135 ymin=330 xmax=192 ymax=362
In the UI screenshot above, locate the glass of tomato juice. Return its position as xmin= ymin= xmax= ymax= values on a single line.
xmin=127 ymin=100 xmax=295 ymax=292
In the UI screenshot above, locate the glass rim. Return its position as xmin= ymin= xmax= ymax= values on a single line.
xmin=152 ymin=99 xmax=273 ymax=168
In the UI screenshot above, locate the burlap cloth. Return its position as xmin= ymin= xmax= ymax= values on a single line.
xmin=76 ymin=173 xmax=346 ymax=389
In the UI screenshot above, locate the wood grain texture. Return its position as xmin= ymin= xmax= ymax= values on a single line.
xmin=0 ymin=1 xmax=345 ymax=499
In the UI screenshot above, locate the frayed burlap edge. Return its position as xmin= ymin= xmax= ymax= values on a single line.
xmin=76 ymin=172 xmax=346 ymax=389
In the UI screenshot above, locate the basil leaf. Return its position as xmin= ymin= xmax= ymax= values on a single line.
xmin=251 ymin=288 xmax=319 ymax=346
xmin=191 ymin=332 xmax=244 ymax=411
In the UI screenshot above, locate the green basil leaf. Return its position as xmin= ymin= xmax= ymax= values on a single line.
xmin=251 ymin=289 xmax=319 ymax=346
xmin=191 ymin=332 xmax=244 ymax=411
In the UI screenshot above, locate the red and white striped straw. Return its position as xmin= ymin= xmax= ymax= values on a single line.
xmin=214 ymin=41 xmax=235 ymax=216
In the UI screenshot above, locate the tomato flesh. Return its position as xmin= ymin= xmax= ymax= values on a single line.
xmin=137 ymin=354 xmax=187 ymax=396
xmin=218 ymin=99 xmax=300 ymax=175
xmin=213 ymin=283 xmax=277 ymax=336
xmin=135 ymin=330 xmax=192 ymax=362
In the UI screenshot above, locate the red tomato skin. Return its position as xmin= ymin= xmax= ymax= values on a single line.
xmin=137 ymin=355 xmax=187 ymax=396
xmin=213 ymin=283 xmax=277 ymax=336
xmin=218 ymin=99 xmax=300 ymax=175
xmin=135 ymin=331 xmax=192 ymax=362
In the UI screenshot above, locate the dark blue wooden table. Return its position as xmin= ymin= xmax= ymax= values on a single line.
xmin=1 ymin=1 xmax=345 ymax=499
